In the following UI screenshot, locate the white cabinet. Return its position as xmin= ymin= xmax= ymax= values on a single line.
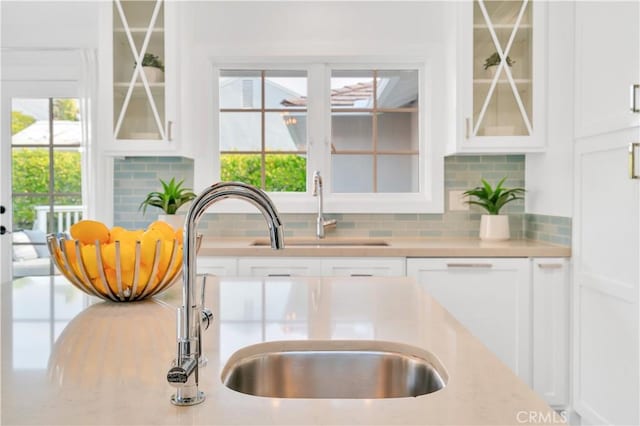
xmin=102 ymin=0 xmax=179 ymax=155
xmin=237 ymin=257 xmax=322 ymax=277
xmin=573 ymin=2 xmax=640 ymax=425
xmin=454 ymin=0 xmax=546 ymax=153
xmin=407 ymin=258 xmax=532 ymax=383
xmin=206 ymin=257 xmax=404 ymax=278
xmin=531 ymin=257 xmax=569 ymax=408
xmin=320 ymin=258 xmax=405 ymax=277
xmin=198 ymin=256 xmax=237 ymax=277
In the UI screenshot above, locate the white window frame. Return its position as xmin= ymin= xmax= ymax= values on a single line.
xmin=202 ymin=57 xmax=444 ymax=214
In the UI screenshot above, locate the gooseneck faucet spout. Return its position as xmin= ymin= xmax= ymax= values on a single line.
xmin=312 ymin=171 xmax=337 ymax=239
xmin=167 ymin=182 xmax=284 ymax=406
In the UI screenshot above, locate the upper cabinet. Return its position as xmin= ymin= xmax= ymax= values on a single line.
xmin=453 ymin=0 xmax=546 ymax=153
xmin=103 ymin=0 xmax=179 ymax=155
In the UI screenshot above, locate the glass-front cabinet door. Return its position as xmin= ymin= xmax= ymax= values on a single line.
xmin=457 ymin=0 xmax=546 ymax=153
xmin=112 ymin=0 xmax=175 ymax=146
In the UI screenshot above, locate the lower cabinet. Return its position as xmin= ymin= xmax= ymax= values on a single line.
xmin=200 ymin=254 xmax=570 ymax=408
xmin=320 ymin=258 xmax=405 ymax=277
xmin=199 ymin=256 xmax=406 ymax=278
xmin=531 ymin=257 xmax=569 ymax=408
xmin=197 ymin=256 xmax=238 ymax=276
xmin=237 ymin=257 xmax=321 ymax=277
xmin=407 ymin=258 xmax=532 ymax=384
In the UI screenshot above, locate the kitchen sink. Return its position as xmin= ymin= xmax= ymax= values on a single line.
xmin=221 ymin=340 xmax=448 ymax=399
xmin=250 ymin=238 xmax=389 ymax=247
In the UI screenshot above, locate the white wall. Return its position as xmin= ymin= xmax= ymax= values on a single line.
xmin=525 ymin=2 xmax=574 ymax=218
xmin=1 ymin=2 xmax=99 ymax=48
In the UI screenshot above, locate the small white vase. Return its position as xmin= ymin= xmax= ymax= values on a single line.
xmin=142 ymin=66 xmax=164 ymax=83
xmin=157 ymin=214 xmax=185 ymax=232
xmin=479 ymin=214 xmax=510 ymax=241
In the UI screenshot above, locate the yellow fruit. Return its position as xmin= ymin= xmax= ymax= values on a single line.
xmin=101 ymin=242 xmax=136 ymax=272
xmin=174 ymin=229 xmax=183 ymax=245
xmin=157 ymin=242 xmax=176 ymax=277
xmin=70 ymin=220 xmax=110 ymax=245
xmin=61 ymin=239 xmax=78 ymax=265
xmin=149 ymin=220 xmax=175 ymax=241
xmin=80 ymin=244 xmax=100 ymax=279
xmin=92 ymin=277 xmax=108 ymax=294
xmin=109 ymin=227 xmax=139 ymax=244
xmin=121 ymin=268 xmax=135 ymax=287
xmin=169 ymin=244 xmax=184 ymax=277
xmin=140 ymin=229 xmax=164 ymax=266
xmin=104 ymin=268 xmax=119 ymax=294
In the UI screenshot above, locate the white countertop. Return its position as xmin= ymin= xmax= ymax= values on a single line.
xmin=198 ymin=237 xmax=571 ymax=258
xmin=1 ymin=275 xmax=560 ymax=425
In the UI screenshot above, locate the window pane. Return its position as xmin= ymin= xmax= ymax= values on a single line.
xmin=378 ymin=111 xmax=418 ymax=152
xmin=265 ymin=112 xmax=307 ymax=152
xmin=12 ymin=148 xmax=50 ymax=196
xmin=220 ymin=112 xmax=261 ymax=151
xmin=331 ymin=113 xmax=373 ymax=152
xmin=220 ymin=154 xmax=262 ymax=188
xmin=11 ymin=98 xmax=48 ymax=144
xmin=53 ymin=149 xmax=82 ymax=193
xmin=377 ymin=155 xmax=419 ymax=193
xmin=376 ymin=70 xmax=419 ymax=108
xmin=332 ymin=155 xmax=373 ymax=193
xmin=220 ymin=70 xmax=262 ymax=109
xmin=265 ymin=154 xmax=306 ymax=192
xmin=331 ymin=70 xmax=374 ymax=109
xmin=265 ymin=70 xmax=307 ymax=109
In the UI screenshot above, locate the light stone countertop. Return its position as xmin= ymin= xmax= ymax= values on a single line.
xmin=198 ymin=237 xmax=571 ymax=258
xmin=1 ymin=275 xmax=564 ymax=425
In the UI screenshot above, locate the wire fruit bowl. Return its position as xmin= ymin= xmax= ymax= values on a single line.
xmin=47 ymin=234 xmax=186 ymax=302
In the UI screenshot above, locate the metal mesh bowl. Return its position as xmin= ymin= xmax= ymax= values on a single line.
xmin=46 ymin=234 xmax=190 ymax=302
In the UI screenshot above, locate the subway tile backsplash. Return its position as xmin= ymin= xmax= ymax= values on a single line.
xmin=113 ymin=155 xmax=571 ymax=246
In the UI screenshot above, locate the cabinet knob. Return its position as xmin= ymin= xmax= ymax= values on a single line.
xmin=631 ymin=84 xmax=640 ymax=113
xmin=0 ymin=205 xmax=5 ymax=214
xmin=0 ymin=226 xmax=7 ymax=235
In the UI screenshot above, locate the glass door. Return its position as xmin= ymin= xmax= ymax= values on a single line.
xmin=472 ymin=0 xmax=533 ymax=137
xmin=1 ymin=84 xmax=86 ymax=280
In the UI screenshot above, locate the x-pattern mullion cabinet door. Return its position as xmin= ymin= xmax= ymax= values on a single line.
xmin=456 ymin=0 xmax=546 ymax=153
xmin=109 ymin=0 xmax=178 ymax=153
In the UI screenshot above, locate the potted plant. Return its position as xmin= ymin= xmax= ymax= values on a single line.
xmin=139 ymin=178 xmax=196 ymax=230
xmin=136 ymin=53 xmax=165 ymax=83
xmin=483 ymin=52 xmax=515 ymax=77
xmin=463 ymin=177 xmax=525 ymax=241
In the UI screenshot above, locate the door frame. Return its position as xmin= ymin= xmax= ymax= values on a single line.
xmin=1 ymin=81 xmax=83 ymax=283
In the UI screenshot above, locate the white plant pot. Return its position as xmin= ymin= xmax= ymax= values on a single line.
xmin=157 ymin=214 xmax=185 ymax=232
xmin=142 ymin=66 xmax=164 ymax=83
xmin=479 ymin=214 xmax=510 ymax=241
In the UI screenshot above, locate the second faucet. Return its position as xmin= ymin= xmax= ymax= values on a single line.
xmin=312 ymin=171 xmax=337 ymax=239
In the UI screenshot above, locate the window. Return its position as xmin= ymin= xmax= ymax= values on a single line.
xmin=213 ymin=61 xmax=442 ymax=213
xmin=219 ymin=70 xmax=308 ymax=192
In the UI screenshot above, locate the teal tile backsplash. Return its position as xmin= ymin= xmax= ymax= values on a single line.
xmin=113 ymin=155 xmax=570 ymax=246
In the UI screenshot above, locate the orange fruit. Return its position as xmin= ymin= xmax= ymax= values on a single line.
xmin=148 ymin=220 xmax=175 ymax=241
xmin=70 ymin=220 xmax=110 ymax=245
xmin=109 ymin=226 xmax=140 ymax=244
xmin=61 ymin=239 xmax=78 ymax=265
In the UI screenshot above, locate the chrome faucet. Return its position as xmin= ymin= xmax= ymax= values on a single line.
xmin=167 ymin=182 xmax=284 ymax=406
xmin=312 ymin=171 xmax=337 ymax=239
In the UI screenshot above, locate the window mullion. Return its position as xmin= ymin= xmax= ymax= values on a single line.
xmin=306 ymin=64 xmax=328 ymax=194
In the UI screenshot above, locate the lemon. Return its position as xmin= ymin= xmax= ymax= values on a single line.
xmin=80 ymin=244 xmax=100 ymax=279
xmin=70 ymin=220 xmax=110 ymax=245
xmin=101 ymin=242 xmax=136 ymax=272
xmin=109 ymin=226 xmax=139 ymax=244
xmin=149 ymin=220 xmax=175 ymax=241
xmin=61 ymin=239 xmax=78 ymax=265
xmin=157 ymin=242 xmax=176 ymax=277
xmin=174 ymin=229 xmax=183 ymax=245
xmin=140 ymin=229 xmax=164 ymax=266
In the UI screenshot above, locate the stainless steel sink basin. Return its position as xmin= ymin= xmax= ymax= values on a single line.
xmin=250 ymin=238 xmax=389 ymax=247
xmin=221 ymin=340 xmax=448 ymax=399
